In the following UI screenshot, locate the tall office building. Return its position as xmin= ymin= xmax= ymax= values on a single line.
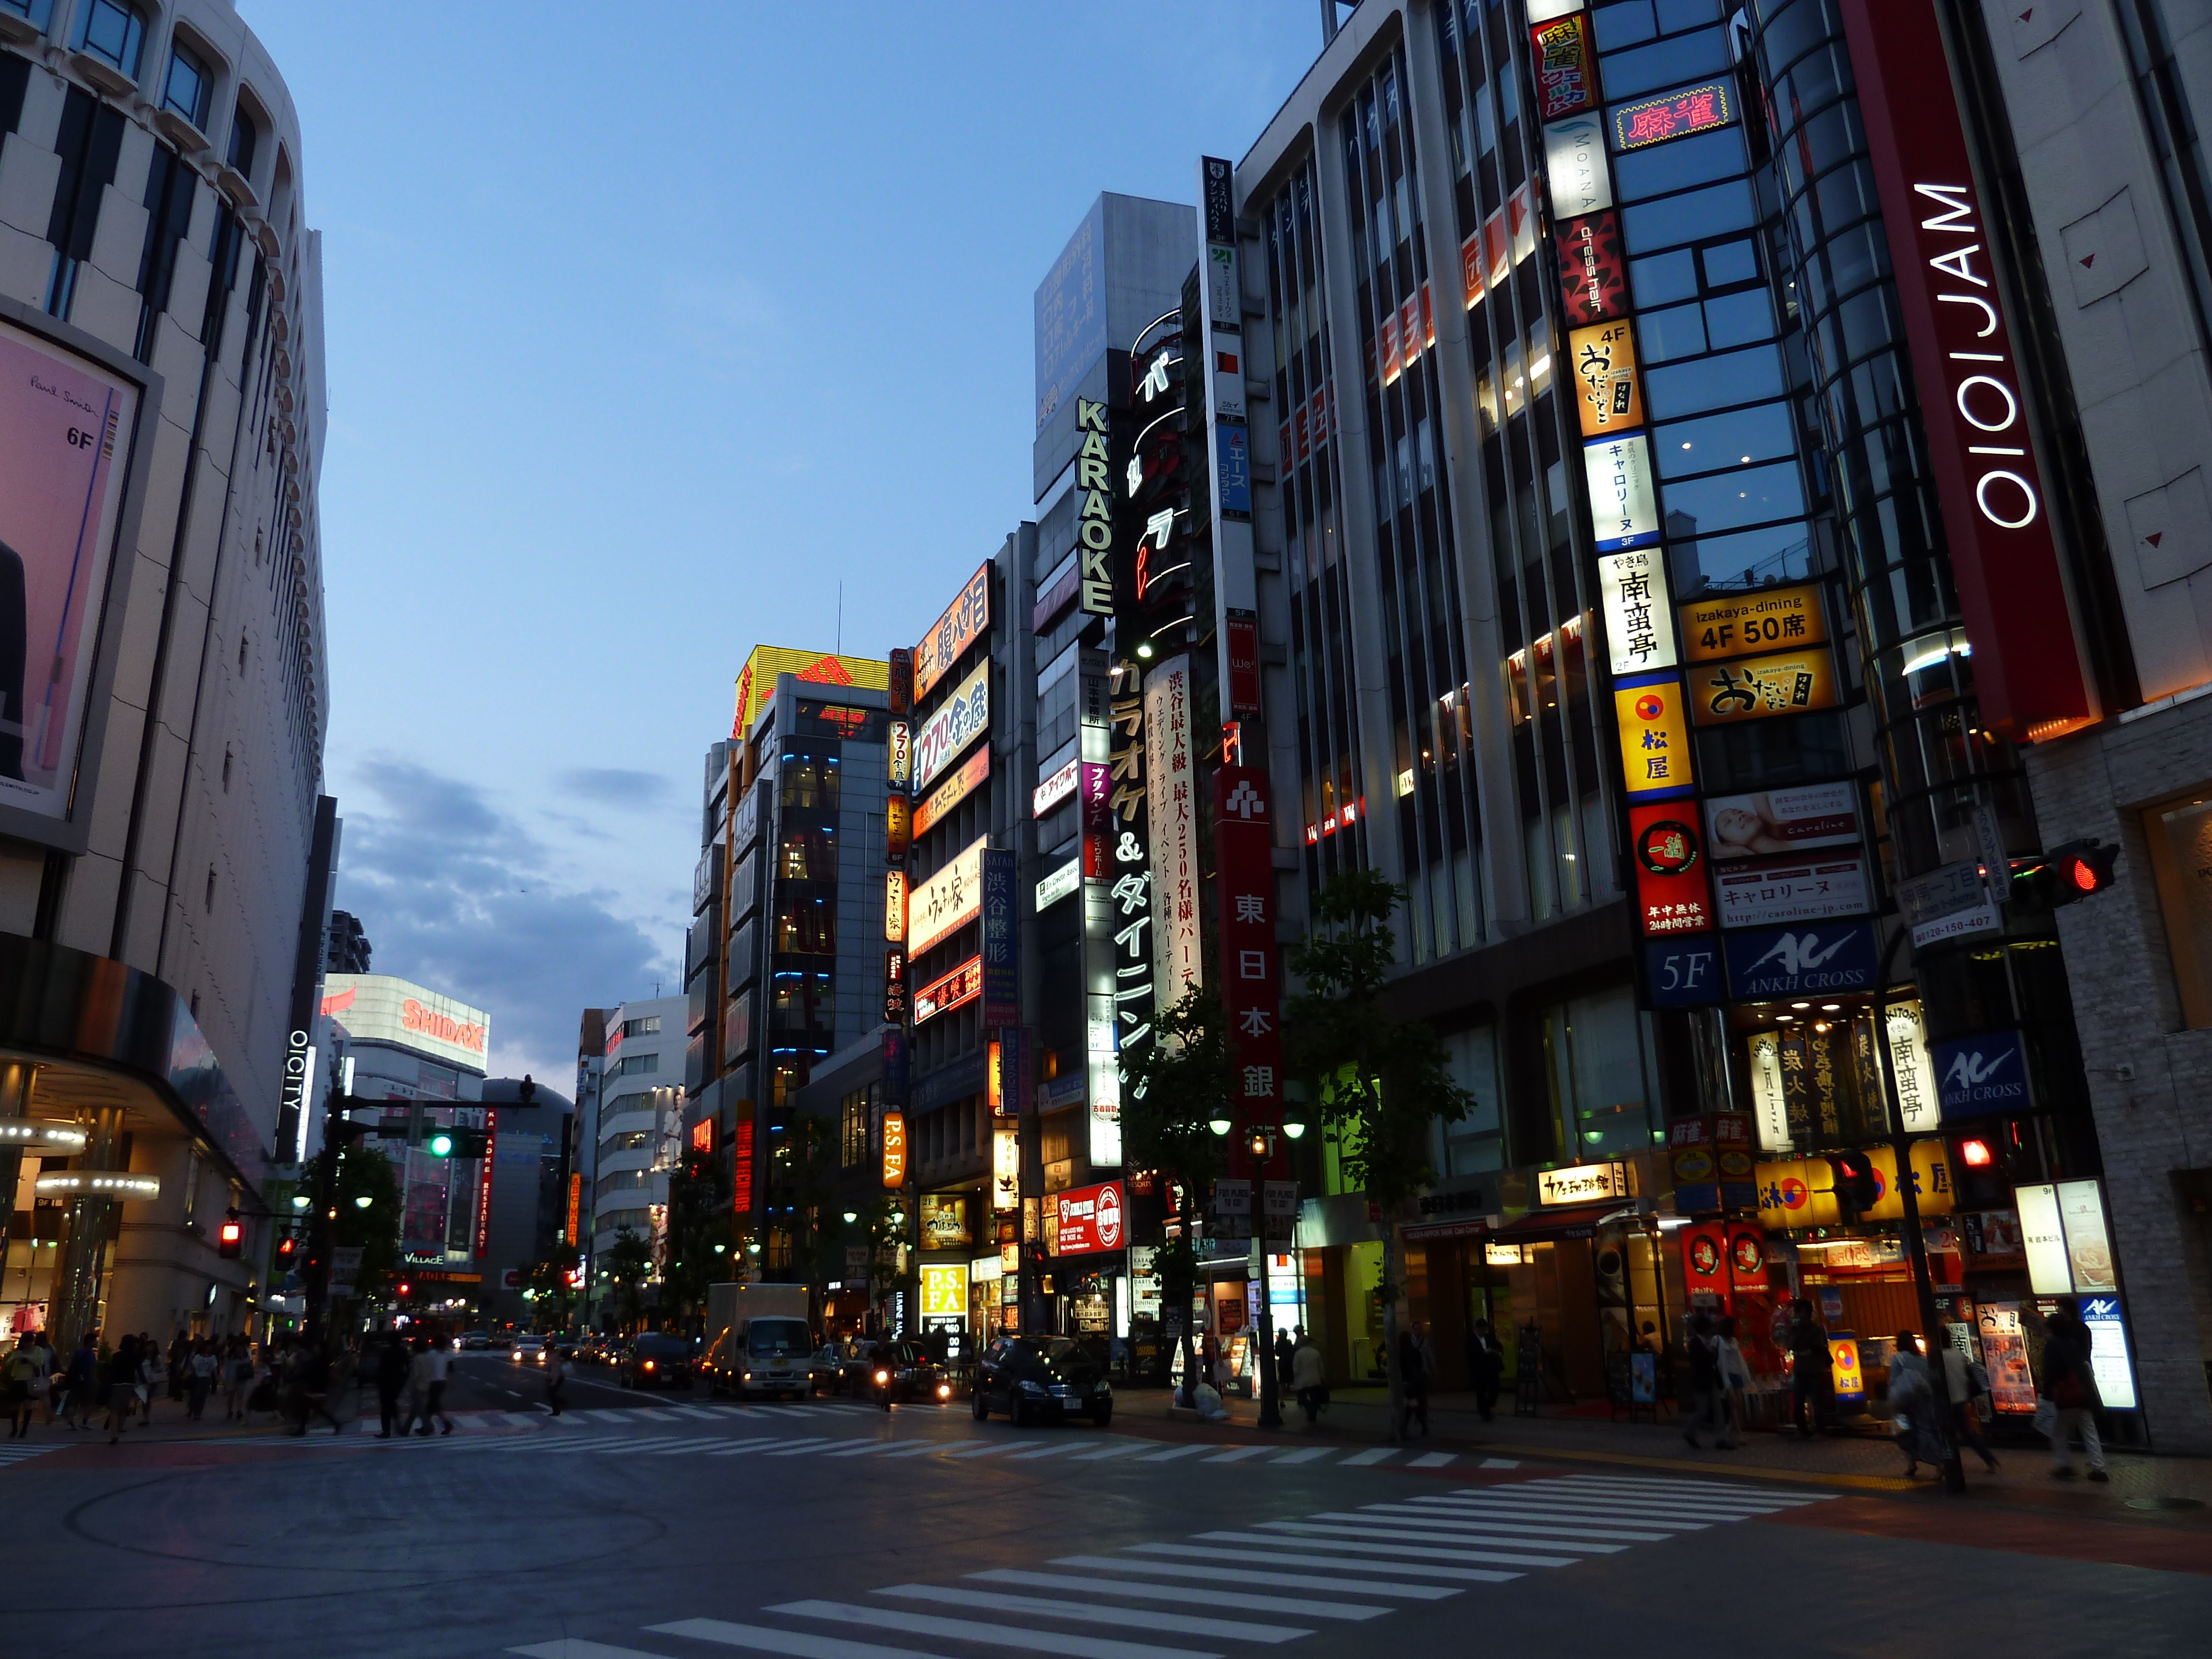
xmin=1203 ymin=0 xmax=2206 ymax=1444
xmin=0 ymin=0 xmax=328 ymax=1349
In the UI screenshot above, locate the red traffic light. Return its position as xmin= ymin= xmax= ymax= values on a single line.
xmin=274 ymin=1236 xmax=298 ymax=1260
xmin=396 ymin=1281 xmax=413 ymax=1297
xmin=218 ymin=1209 xmax=244 ymax=1259
xmin=2062 ymin=855 xmax=2098 ymax=892
xmin=1959 ymin=1138 xmax=1995 ymax=1168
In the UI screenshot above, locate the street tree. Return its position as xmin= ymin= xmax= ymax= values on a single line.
xmin=1120 ymin=984 xmax=1238 ymax=1405
xmin=1286 ymin=868 xmax=1471 ymax=1440
xmin=603 ymin=1225 xmax=653 ymax=1334
xmin=329 ymin=1138 xmax=402 ymax=1314
xmin=660 ymin=1149 xmax=732 ymax=1332
xmin=524 ymin=1245 xmax=581 ymax=1328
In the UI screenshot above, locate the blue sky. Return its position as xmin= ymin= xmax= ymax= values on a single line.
xmin=242 ymin=3 xmax=1324 ymax=1086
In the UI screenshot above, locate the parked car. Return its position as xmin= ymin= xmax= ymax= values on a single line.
xmin=972 ymin=1335 xmax=1112 ymax=1426
xmin=510 ymin=1335 xmax=546 ymax=1366
xmin=619 ymin=1332 xmax=695 ymax=1390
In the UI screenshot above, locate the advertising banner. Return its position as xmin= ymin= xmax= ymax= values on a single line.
xmin=321 ymin=975 xmax=491 ymax=1074
xmin=1681 ymin=1222 xmax=1730 ymax=1303
xmin=920 ymin=1193 xmax=971 ymax=1248
xmin=912 ymin=745 xmax=989 ymax=837
xmin=1530 ymin=14 xmax=1599 ymax=120
xmin=884 ymin=871 xmax=906 ymax=942
xmin=1554 ymin=208 xmax=1628 ymax=326
xmin=1704 ymin=782 xmax=1859 ymax=862
xmin=1613 ymin=81 xmax=1735 ymax=150
xmin=1215 ymin=766 xmax=1284 ymax=1118
xmin=887 ymin=718 xmax=911 ymax=789
xmin=1568 ymin=319 xmax=1641 ymax=436
xmin=1614 ymin=673 xmax=1694 ymax=801
xmin=1976 ymin=1302 xmax=2038 ymax=1413
xmin=1679 ymin=583 xmax=1828 ymax=663
xmin=1598 ymin=546 xmax=1677 ymax=675
xmin=907 ymin=835 xmax=988 ymax=956
xmin=1583 ymin=432 xmax=1661 ymax=550
xmin=1543 ymin=112 xmax=1613 ymax=216
xmin=883 ymin=947 xmax=908 ymax=1024
xmin=913 ymin=658 xmax=990 ymax=791
xmin=2057 ymin=1179 xmax=2118 ymax=1291
xmin=1727 ymin=1223 xmax=1767 ymax=1293
xmin=1644 ymin=934 xmax=1722 ymax=1006
xmin=887 ymin=646 xmax=912 ymax=717
xmin=1723 ymin=921 xmax=1880 ymax=1000
xmin=1054 ymin=1180 xmax=1126 ymax=1255
xmin=992 ymin=1125 xmax=1019 ymax=1212
xmin=1933 ymin=1029 xmax=2029 ymax=1119
xmin=1686 ymin=647 xmax=1840 ymax=725
xmin=1747 ymin=1029 xmax=1790 ymax=1149
xmin=1885 ymin=999 xmax=1943 ymax=1133
xmin=880 ymin=1112 xmax=906 ymax=1190
xmin=1630 ymin=802 xmax=1712 ymax=936
xmin=920 ymin=1261 xmax=968 ymax=1320
xmin=980 ymin=847 xmax=1018 ymax=1027
xmin=0 ymin=318 xmax=143 ymax=831
xmin=733 ymin=1116 xmax=757 ymax=1210
xmin=2078 ymin=1293 xmax=2138 ymax=1408
xmin=1537 ymin=1161 xmax=1627 ymax=1206
xmin=1224 ymin=608 xmax=1262 ymax=716
xmin=1035 ymin=855 xmax=1079 ymax=911
xmin=884 ymin=794 xmax=910 ymax=870
xmin=1145 ymin=656 xmax=1202 ymax=1008
xmin=914 ymin=561 xmax=991 ymax=702
xmin=1033 ymin=754 xmax=1079 ymax=817
xmin=1711 ymin=853 xmax=1871 ymax=930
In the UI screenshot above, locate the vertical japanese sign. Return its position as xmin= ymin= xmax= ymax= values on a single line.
xmin=1224 ymin=608 xmax=1262 ymax=716
xmin=912 ymin=561 xmax=991 ymax=701
xmin=980 ymin=847 xmax=1019 ymax=1027
xmin=565 ymin=1171 xmax=582 ymax=1246
xmin=1077 ymin=399 xmax=1115 ymax=615
xmin=472 ymin=1108 xmax=497 ymax=1259
xmin=1089 ymin=659 xmax=1155 ymax=1166
xmin=1145 ymin=655 xmax=1202 ymax=1009
xmin=1529 ymin=13 xmax=1598 ymax=121
xmin=1614 ymin=674 xmax=1694 ymax=800
xmin=1214 ymin=767 xmax=1283 ymax=1124
xmin=1198 ymin=155 xmax=1262 ymax=719
xmin=1597 ymin=547 xmax=1678 ymax=674
xmin=732 ymin=1114 xmax=757 ymax=1214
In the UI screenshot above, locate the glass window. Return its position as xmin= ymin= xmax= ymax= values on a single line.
xmin=1631 ymin=249 xmax=1698 ymax=309
xmin=72 ymin=0 xmax=143 ymax=78
xmin=1624 ymin=178 xmax=1755 ymax=252
xmin=1656 ymin=459 xmax=1804 ymax=535
xmin=1637 ymin=300 xmax=1708 ymax=363
xmin=1597 ymin=28 xmax=1729 ymax=101
xmin=0 ymin=2 xmax=55 ymax=33
xmin=2145 ymin=796 xmax=2212 ymax=1027
xmin=226 ymin=105 xmax=256 ymax=175
xmin=1703 ymin=286 xmax=1775 ymax=348
xmin=1656 ymin=402 xmax=1797 ymax=478
xmin=1611 ymin=126 xmax=1746 ymax=203
xmin=1593 ymin=1 xmax=1660 ymax=49
xmin=162 ymin=39 xmax=209 ymax=128
xmin=1644 ymin=342 xmax=1786 ymax=418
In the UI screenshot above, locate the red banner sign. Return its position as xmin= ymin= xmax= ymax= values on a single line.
xmin=1054 ymin=1180 xmax=1126 ymax=1255
xmin=1530 ymin=14 xmax=1598 ymax=121
xmin=914 ymin=955 xmax=983 ymax=1025
xmin=1224 ymin=610 xmax=1261 ymax=716
xmin=732 ymin=1116 xmax=755 ymax=1214
xmin=472 ymin=1108 xmax=497 ymax=1259
xmin=1554 ymin=210 xmax=1627 ymax=327
xmin=1839 ymin=0 xmax=2091 ymax=739
xmin=1629 ymin=801 xmax=1714 ymax=936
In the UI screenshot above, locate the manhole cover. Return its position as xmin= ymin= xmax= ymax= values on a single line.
xmin=2126 ymin=1496 xmax=2207 ymax=1511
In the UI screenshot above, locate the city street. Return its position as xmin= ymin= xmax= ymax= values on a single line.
xmin=2 ymin=1359 xmax=2206 ymax=1659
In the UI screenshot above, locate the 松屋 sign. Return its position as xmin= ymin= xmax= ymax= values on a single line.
xmin=1537 ymin=1161 xmax=1627 ymax=1206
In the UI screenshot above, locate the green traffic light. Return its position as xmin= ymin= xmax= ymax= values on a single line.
xmin=428 ymin=1133 xmax=454 ymax=1156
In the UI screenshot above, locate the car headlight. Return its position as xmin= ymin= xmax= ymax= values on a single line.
xmin=1095 ymin=1380 xmax=1112 ymax=1395
xmin=936 ymin=1383 xmax=952 ymax=1399
xmin=1018 ymin=1379 xmax=1046 ymax=1395
xmin=742 ymin=1372 xmax=753 ymax=1381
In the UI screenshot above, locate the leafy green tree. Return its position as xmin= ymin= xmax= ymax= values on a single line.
xmin=1120 ymin=985 xmax=1238 ymax=1404
xmin=1286 ymin=869 xmax=1472 ymax=1440
xmin=603 ymin=1225 xmax=653 ymax=1334
xmin=330 ymin=1140 xmax=403 ymax=1316
xmin=660 ymin=1151 xmax=732 ymax=1331
xmin=525 ymin=1245 xmax=581 ymax=1328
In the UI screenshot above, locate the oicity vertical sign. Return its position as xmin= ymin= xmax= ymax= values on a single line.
xmin=1839 ymin=0 xmax=2091 ymax=739
xmin=281 ymin=1027 xmax=315 ymax=1162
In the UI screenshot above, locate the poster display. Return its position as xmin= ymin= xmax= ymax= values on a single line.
xmin=920 ymin=1193 xmax=971 ymax=1249
xmin=1583 ymin=433 xmax=1661 ymax=550
xmin=912 ymin=658 xmax=991 ymax=791
xmin=1053 ymin=1180 xmax=1125 ymax=1255
xmin=1554 ymin=209 xmax=1628 ymax=326
xmin=1703 ymin=783 xmax=1859 ymax=861
xmin=1145 ymin=656 xmax=1202 ymax=1009
xmin=1568 ymin=319 xmax=1641 ymax=436
xmin=1976 ymin=1302 xmax=2038 ymax=1413
xmin=1710 ymin=853 xmax=1870 ymax=929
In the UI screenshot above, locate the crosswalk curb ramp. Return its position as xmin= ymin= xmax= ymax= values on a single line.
xmin=504 ymin=1474 xmax=1835 ymax=1659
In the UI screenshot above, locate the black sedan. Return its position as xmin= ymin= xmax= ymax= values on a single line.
xmin=617 ymin=1332 xmax=694 ymax=1390
xmin=972 ymin=1335 xmax=1112 ymax=1426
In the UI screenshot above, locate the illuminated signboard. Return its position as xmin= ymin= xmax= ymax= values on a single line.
xmin=1613 ymin=81 xmax=1734 ymax=152
xmin=887 ymin=719 xmax=911 ymax=789
xmin=1568 ymin=319 xmax=1641 ymax=437
xmin=884 ymin=870 xmax=906 ymax=941
xmin=993 ymin=1126 xmax=1019 ymax=1213
xmin=1679 ymin=584 xmax=1828 ymax=663
xmin=732 ymin=1115 xmax=757 ymax=1211
xmin=913 ymin=657 xmax=990 ymax=792
xmin=1530 ymin=14 xmax=1598 ymax=122
xmin=1035 ymin=854 xmax=1081 ymax=911
xmin=914 ymin=956 xmax=984 ymax=1025
xmin=1537 ymin=1161 xmax=1627 ymax=1206
xmin=1705 ymin=781 xmax=1860 ymax=862
xmin=920 ymin=1193 xmax=971 ymax=1248
xmin=1033 ymin=754 xmax=1080 ymax=817
xmin=914 ymin=561 xmax=992 ymax=702
xmin=1556 ymin=210 xmax=1627 ymax=326
xmin=1614 ymin=674 xmax=1694 ymax=800
xmin=1076 ymin=399 xmax=1115 ymax=615
xmin=920 ymin=1261 xmax=968 ymax=1319
xmin=883 ymin=947 xmax=909 ymax=1024
xmin=565 ymin=1171 xmax=582 ymax=1245
xmin=908 ymin=835 xmax=988 ymax=956
xmin=733 ymin=646 xmax=888 ymax=741
xmin=1145 ymin=656 xmax=1203 ymax=1008
xmin=1629 ymin=802 xmax=1712 ymax=936
xmin=1543 ymin=112 xmax=1613 ymax=216
xmin=322 ymin=974 xmax=490 ymax=1073
xmin=1686 ymin=648 xmax=1841 ymax=726
xmin=885 ymin=794 xmax=911 ymax=870
xmin=881 ymin=1112 xmax=906 ymax=1190
xmin=912 ymin=745 xmax=989 ymax=837
xmin=1598 ymin=547 xmax=1677 ymax=675
xmin=690 ymin=1119 xmax=715 ymax=1154
xmin=1582 ymin=433 xmax=1660 ymax=551
xmin=1053 ymin=1180 xmax=1126 ymax=1255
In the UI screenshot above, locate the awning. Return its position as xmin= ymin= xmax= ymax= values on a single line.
xmin=1401 ymin=1217 xmax=1494 ymax=1243
xmin=1488 ymin=1203 xmax=1630 ymax=1243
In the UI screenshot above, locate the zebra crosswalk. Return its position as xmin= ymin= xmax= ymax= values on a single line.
xmin=503 ymin=1472 xmax=1835 ymax=1659
xmin=0 ymin=1439 xmax=67 ymax=1469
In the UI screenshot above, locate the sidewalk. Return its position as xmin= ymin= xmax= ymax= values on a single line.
xmin=1125 ymin=1384 xmax=2212 ymax=1516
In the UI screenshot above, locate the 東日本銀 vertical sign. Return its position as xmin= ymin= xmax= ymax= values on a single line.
xmin=1837 ymin=0 xmax=2091 ymax=740
xmin=1214 ymin=766 xmax=1284 ymax=1126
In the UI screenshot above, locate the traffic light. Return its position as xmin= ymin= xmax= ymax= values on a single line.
xmin=424 ymin=1128 xmax=489 ymax=1159
xmin=395 ymin=1281 xmax=413 ymax=1298
xmin=274 ymin=1235 xmax=299 ymax=1265
xmin=217 ymin=1208 xmax=244 ymax=1260
xmin=1828 ymin=1150 xmax=1880 ymax=1212
xmin=2049 ymin=838 xmax=2117 ymax=904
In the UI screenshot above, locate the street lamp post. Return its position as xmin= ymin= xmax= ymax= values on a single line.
xmin=1212 ymin=1099 xmax=1306 ymax=1431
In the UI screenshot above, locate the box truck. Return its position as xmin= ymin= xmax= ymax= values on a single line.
xmin=701 ymin=1281 xmax=815 ymax=1399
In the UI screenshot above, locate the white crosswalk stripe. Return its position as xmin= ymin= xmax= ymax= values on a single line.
xmin=764 ymin=1598 xmax=1217 ymax=1659
xmin=969 ymin=1568 xmax=1390 ymax=1621
xmin=645 ymin=1619 xmax=961 ymax=1659
xmin=1243 ymin=1524 xmax=1580 ymax=1568
xmin=872 ymin=1582 xmax=1313 ymax=1643
xmin=0 ymin=1441 xmax=68 ymax=1468
xmin=1048 ymin=1554 xmax=1462 ymax=1601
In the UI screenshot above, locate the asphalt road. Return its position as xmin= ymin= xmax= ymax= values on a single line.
xmin=4 ymin=1355 xmax=2206 ymax=1659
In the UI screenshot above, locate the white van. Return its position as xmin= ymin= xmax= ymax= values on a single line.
xmin=701 ymin=1281 xmax=815 ymax=1399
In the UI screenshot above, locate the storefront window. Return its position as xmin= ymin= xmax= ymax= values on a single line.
xmin=1440 ymin=1024 xmax=1504 ymax=1175
xmin=1540 ymin=986 xmax=1658 ymax=1159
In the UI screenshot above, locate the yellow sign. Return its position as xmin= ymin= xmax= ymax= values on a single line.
xmin=914 ymin=562 xmax=992 ymax=702
xmin=920 ymin=1262 xmax=969 ymax=1319
xmin=884 ymin=871 xmax=906 ymax=941
xmin=1754 ymin=1158 xmax=1843 ymax=1229
xmin=1864 ymin=1139 xmax=1955 ymax=1222
xmin=911 ymin=745 xmax=990 ymax=838
xmin=1568 ymin=319 xmax=1641 ymax=437
xmin=1686 ymin=648 xmax=1840 ymax=726
xmin=733 ymin=645 xmax=889 ymax=740
xmin=881 ymin=1112 xmax=907 ymax=1190
xmin=1679 ymin=584 xmax=1828 ymax=664
xmin=1614 ymin=677 xmax=1693 ymax=797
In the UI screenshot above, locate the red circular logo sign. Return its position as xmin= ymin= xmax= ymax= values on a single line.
xmin=1634 ymin=693 xmax=1667 ymax=722
xmin=1095 ymin=1183 xmax=1124 ymax=1250
xmin=1731 ymin=1232 xmax=1765 ymax=1275
xmin=1688 ymin=1234 xmax=1721 ymax=1277
xmin=1777 ymin=1177 xmax=1808 ymax=1213
xmin=1636 ymin=818 xmax=1702 ymax=875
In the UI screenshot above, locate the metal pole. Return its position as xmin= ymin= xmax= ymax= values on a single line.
xmin=1867 ymin=925 xmax=1966 ymax=1494
xmin=1255 ymin=1152 xmax=1281 ymax=1428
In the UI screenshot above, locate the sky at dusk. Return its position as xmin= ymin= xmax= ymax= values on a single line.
xmin=241 ymin=3 xmax=1325 ymax=1087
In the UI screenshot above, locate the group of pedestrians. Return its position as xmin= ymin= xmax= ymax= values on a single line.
xmin=1681 ymin=1311 xmax=1755 ymax=1448
xmin=369 ymin=1331 xmax=456 ymax=1437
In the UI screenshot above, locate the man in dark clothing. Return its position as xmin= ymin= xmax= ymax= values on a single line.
xmin=2043 ymin=1297 xmax=2108 ymax=1481
xmin=102 ymin=1334 xmax=139 ymax=1444
xmin=1468 ymin=1319 xmax=1505 ymax=1422
xmin=1395 ymin=1328 xmax=1430 ymax=1438
xmin=60 ymin=1331 xmax=97 ymax=1430
xmin=374 ymin=1332 xmax=409 ymax=1438
xmin=1683 ymin=1313 xmax=1725 ymax=1448
xmin=1788 ymin=1300 xmax=1833 ymax=1439
xmin=289 ymin=1343 xmax=344 ymax=1437
xmin=1274 ymin=1329 xmax=1295 ymax=1394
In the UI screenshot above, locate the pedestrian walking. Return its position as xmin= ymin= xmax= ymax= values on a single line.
xmin=425 ymin=1334 xmax=455 ymax=1433
xmin=4 ymin=1332 xmax=41 ymax=1437
xmin=1395 ymin=1327 xmax=1430 ymax=1438
xmin=375 ymin=1332 xmax=409 ymax=1437
xmin=289 ymin=1342 xmax=344 ymax=1436
xmin=2041 ymin=1296 xmax=2109 ymax=1481
xmin=1291 ymin=1330 xmax=1327 ymax=1425
xmin=1682 ymin=1313 xmax=1726 ymax=1448
xmin=134 ymin=1334 xmax=163 ymax=1427
xmin=166 ymin=1333 xmax=190 ymax=1406
xmin=60 ymin=1331 xmax=97 ymax=1430
xmin=1886 ymin=1330 xmax=1948 ymax=1479
xmin=545 ymin=1340 xmax=567 ymax=1416
xmin=186 ymin=1340 xmax=217 ymax=1421
xmin=1468 ymin=1319 xmax=1505 ymax=1422
xmin=403 ymin=1337 xmax=435 ymax=1434
xmin=1787 ymin=1299 xmax=1833 ymax=1439
xmin=103 ymin=1334 xmax=139 ymax=1444
xmin=1714 ymin=1314 xmax=1752 ymax=1448
xmin=1274 ymin=1328 xmax=1295 ymax=1395
xmin=1941 ymin=1340 xmax=2000 ymax=1473
xmin=221 ymin=1337 xmax=254 ymax=1422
